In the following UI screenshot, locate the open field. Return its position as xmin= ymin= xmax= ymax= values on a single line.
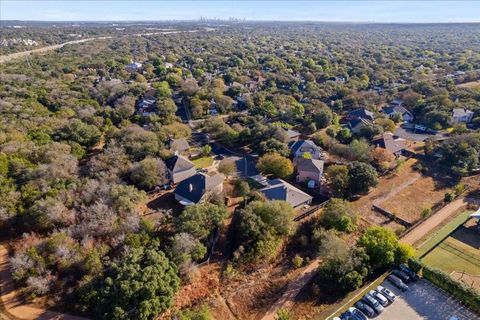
xmin=350 ymin=157 xmax=457 ymax=227
xmin=457 ymin=80 xmax=480 ymax=89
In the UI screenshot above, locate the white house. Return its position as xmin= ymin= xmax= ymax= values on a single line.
xmin=451 ymin=108 xmax=474 ymax=124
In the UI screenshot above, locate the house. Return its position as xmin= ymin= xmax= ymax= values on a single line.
xmin=451 ymin=108 xmax=474 ymax=124
xmin=383 ymin=105 xmax=414 ymax=122
xmin=346 ymin=118 xmax=374 ymax=134
xmin=137 ymin=89 xmax=158 ymax=116
xmin=125 ymin=61 xmax=142 ymax=72
xmin=346 ymin=108 xmax=375 ymax=122
xmin=371 ymin=132 xmax=406 ymax=157
xmin=294 ymin=158 xmax=324 ymax=186
xmin=288 ymin=140 xmax=323 ymax=159
xmin=168 ymin=138 xmax=190 ymax=154
xmin=165 ymin=155 xmax=196 ymax=184
xmin=174 ymin=173 xmax=224 ymax=205
xmin=258 ymin=179 xmax=313 ymax=208
xmin=285 ymin=128 xmax=301 ymax=141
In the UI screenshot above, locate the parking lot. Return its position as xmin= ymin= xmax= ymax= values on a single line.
xmin=377 ymin=279 xmax=479 ymax=320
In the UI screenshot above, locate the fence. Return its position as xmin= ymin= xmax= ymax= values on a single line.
xmin=293 ymin=200 xmax=329 ymax=222
xmin=371 ymin=204 xmax=412 ymax=228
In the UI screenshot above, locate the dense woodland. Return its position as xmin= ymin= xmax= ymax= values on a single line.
xmin=1 ymin=22 xmax=480 ymax=319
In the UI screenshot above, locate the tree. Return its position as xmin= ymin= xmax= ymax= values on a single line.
xmin=218 ymin=159 xmax=236 ymax=176
xmin=314 ymin=108 xmax=333 ymax=129
xmin=347 ymin=161 xmax=378 ymax=195
xmin=325 ymin=165 xmax=349 ymax=197
xmin=113 ymin=126 xmax=161 ymax=160
xmin=358 ymin=226 xmax=399 ymax=269
xmin=375 ymin=118 xmax=396 ymax=133
xmin=321 ymin=198 xmax=357 ymax=232
xmin=152 ymin=81 xmax=172 ymax=98
xmin=114 ymin=95 xmax=136 ymax=120
xmin=237 ymin=200 xmax=294 ymax=261
xmin=177 ymin=203 xmax=228 ymax=241
xmin=257 ymin=153 xmax=293 ymax=179
xmin=234 ymin=180 xmax=250 ymax=203
xmin=181 ymin=78 xmax=199 ymax=96
xmin=156 ymin=98 xmax=177 ymax=124
xmin=81 ymin=241 xmax=179 ymax=320
xmin=130 ymin=157 xmax=168 ymax=190
xmin=258 ymin=139 xmax=290 ymax=157
xmin=56 ymin=119 xmax=101 ymax=148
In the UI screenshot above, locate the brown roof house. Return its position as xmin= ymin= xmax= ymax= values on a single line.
xmin=174 ymin=173 xmax=224 ymax=205
xmin=371 ymin=132 xmax=406 ymax=157
xmin=165 ymin=155 xmax=196 ymax=184
xmin=294 ymin=158 xmax=325 ymax=188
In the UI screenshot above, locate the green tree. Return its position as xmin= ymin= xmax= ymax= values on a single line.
xmin=358 ymin=226 xmax=398 ymax=269
xmin=81 ymin=241 xmax=179 ymax=320
xmin=321 ymin=198 xmax=357 ymax=232
xmin=257 ymin=153 xmax=293 ymax=179
xmin=237 ymin=200 xmax=294 ymax=261
xmin=177 ymin=203 xmax=228 ymax=241
xmin=325 ymin=165 xmax=349 ymax=197
xmin=347 ymin=161 xmax=378 ymax=195
xmin=56 ymin=119 xmax=101 ymax=148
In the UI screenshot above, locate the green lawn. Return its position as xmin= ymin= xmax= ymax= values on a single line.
xmin=416 ymin=210 xmax=473 ymax=257
xmin=422 ymin=237 xmax=480 ymax=275
xmin=192 ymin=156 xmax=214 ymax=168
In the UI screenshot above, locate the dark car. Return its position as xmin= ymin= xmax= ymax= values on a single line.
xmin=392 ymin=269 xmax=411 ymax=283
xmin=377 ymin=285 xmax=396 ymax=302
xmin=362 ymin=293 xmax=384 ymax=314
xmin=399 ymin=264 xmax=419 ymax=281
xmin=388 ymin=274 xmax=409 ymax=291
xmin=214 ymin=154 xmax=225 ymax=160
xmin=354 ymin=301 xmax=375 ymax=318
xmin=348 ymin=307 xmax=368 ymax=320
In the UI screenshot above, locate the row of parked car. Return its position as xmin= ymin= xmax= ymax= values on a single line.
xmin=335 ymin=264 xmax=419 ymax=320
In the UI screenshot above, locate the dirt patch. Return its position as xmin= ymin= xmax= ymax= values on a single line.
xmin=450 ymin=271 xmax=480 ymax=290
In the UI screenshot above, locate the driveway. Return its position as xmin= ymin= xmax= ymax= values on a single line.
xmin=377 ymin=279 xmax=479 ymax=320
xmin=395 ymin=126 xmax=446 ymax=142
xmin=210 ymin=143 xmax=258 ymax=177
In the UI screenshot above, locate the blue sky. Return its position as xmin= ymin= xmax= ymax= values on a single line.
xmin=1 ymin=1 xmax=479 ymax=22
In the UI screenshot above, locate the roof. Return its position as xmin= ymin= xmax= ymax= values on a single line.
xmin=165 ymin=155 xmax=194 ymax=173
xmin=383 ymin=105 xmax=411 ymax=116
xmin=288 ymin=140 xmax=321 ymax=154
xmin=452 ymin=108 xmax=474 ymax=118
xmin=258 ymin=179 xmax=313 ymax=208
xmin=347 ymin=108 xmax=375 ymax=121
xmin=371 ymin=132 xmax=406 ymax=154
xmin=348 ymin=117 xmax=373 ymax=130
xmin=470 ymin=208 xmax=480 ymax=219
xmin=175 ymin=173 xmax=224 ymax=203
xmin=295 ymin=158 xmax=324 ymax=174
xmin=170 ymin=138 xmax=190 ymax=153
xmin=285 ymin=128 xmax=301 ymax=139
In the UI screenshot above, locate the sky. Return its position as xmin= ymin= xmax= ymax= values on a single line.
xmin=1 ymin=1 xmax=479 ymax=23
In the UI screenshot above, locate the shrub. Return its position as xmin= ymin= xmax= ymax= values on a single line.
xmin=423 ymin=266 xmax=480 ymax=314
xmin=292 ymin=255 xmax=304 ymax=268
xmin=444 ymin=191 xmax=456 ymax=202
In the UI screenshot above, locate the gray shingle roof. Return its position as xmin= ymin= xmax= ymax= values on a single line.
xmin=165 ymin=155 xmax=195 ymax=173
xmin=371 ymin=132 xmax=406 ymax=154
xmin=259 ymin=179 xmax=313 ymax=208
xmin=175 ymin=173 xmax=224 ymax=203
xmin=288 ymin=140 xmax=321 ymax=154
xmin=170 ymin=138 xmax=190 ymax=152
xmin=452 ymin=108 xmax=474 ymax=118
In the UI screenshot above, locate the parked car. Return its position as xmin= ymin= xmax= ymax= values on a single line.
xmin=196 ymin=168 xmax=208 ymax=173
xmin=377 ymin=285 xmax=396 ymax=302
xmin=399 ymin=264 xmax=419 ymax=281
xmin=362 ymin=293 xmax=384 ymax=314
xmin=214 ymin=154 xmax=225 ymax=160
xmin=354 ymin=301 xmax=375 ymax=318
xmin=369 ymin=289 xmax=389 ymax=306
xmin=392 ymin=269 xmax=411 ymax=283
xmin=162 ymin=183 xmax=172 ymax=190
xmin=388 ymin=274 xmax=409 ymax=291
xmin=348 ymin=307 xmax=368 ymax=320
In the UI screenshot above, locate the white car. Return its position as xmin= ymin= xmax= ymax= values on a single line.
xmin=377 ymin=285 xmax=396 ymax=302
xmin=369 ymin=289 xmax=389 ymax=307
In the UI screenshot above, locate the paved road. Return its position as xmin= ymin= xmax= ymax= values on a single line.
xmin=377 ymin=279 xmax=479 ymax=320
xmin=0 ymin=243 xmax=89 ymax=320
xmin=395 ymin=126 xmax=447 ymax=142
